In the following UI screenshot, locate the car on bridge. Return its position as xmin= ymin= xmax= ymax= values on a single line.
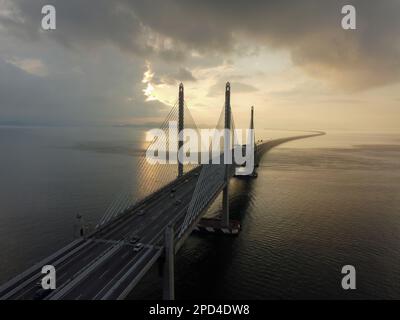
xmin=33 ymin=289 xmax=51 ymax=300
xmin=33 ymin=283 xmax=52 ymax=300
xmin=138 ymin=209 xmax=146 ymax=216
xmin=129 ymin=236 xmax=140 ymax=245
xmin=133 ymin=243 xmax=144 ymax=252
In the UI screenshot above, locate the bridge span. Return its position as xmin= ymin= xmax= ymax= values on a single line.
xmin=0 ymin=83 xmax=324 ymax=300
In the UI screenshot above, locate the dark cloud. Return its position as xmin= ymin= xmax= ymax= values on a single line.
xmin=134 ymin=0 xmax=400 ymax=90
xmin=152 ymin=67 xmax=197 ymax=86
xmin=0 ymin=48 xmax=166 ymax=125
xmin=0 ymin=0 xmax=399 ymax=128
xmin=2 ymin=0 xmax=399 ymax=90
xmin=175 ymin=67 xmax=196 ymax=82
xmin=0 ymin=0 xmax=185 ymax=60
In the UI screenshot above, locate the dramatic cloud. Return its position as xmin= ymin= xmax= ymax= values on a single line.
xmin=0 ymin=0 xmax=399 ymax=128
xmin=152 ymin=67 xmax=197 ymax=86
xmin=2 ymin=0 xmax=399 ymax=90
xmin=0 ymin=42 xmax=167 ymax=125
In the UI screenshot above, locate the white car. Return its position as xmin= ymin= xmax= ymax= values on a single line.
xmin=133 ymin=243 xmax=144 ymax=252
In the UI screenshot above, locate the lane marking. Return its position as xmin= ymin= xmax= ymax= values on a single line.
xmin=48 ymin=243 xmax=123 ymax=300
xmin=99 ymin=270 xmax=109 ymax=280
xmin=94 ymin=248 xmax=152 ymax=300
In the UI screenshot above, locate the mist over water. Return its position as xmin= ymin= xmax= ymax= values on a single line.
xmin=0 ymin=126 xmax=399 ymax=299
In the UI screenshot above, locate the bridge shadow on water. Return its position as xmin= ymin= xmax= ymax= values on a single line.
xmin=127 ymin=176 xmax=258 ymax=300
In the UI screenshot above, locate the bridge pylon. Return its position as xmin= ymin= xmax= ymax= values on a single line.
xmin=233 ymin=106 xmax=258 ymax=178
xmin=178 ymin=83 xmax=184 ymax=178
xmin=222 ymin=82 xmax=231 ymax=228
xmin=250 ymin=106 xmax=258 ymax=175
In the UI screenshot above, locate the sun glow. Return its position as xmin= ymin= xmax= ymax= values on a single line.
xmin=142 ymin=62 xmax=157 ymax=101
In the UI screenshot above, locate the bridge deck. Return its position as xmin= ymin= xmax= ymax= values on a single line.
xmin=0 ymin=169 xmax=201 ymax=300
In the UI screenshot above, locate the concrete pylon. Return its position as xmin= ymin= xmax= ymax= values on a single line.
xmin=250 ymin=106 xmax=254 ymax=131
xmin=222 ymin=82 xmax=231 ymax=228
xmin=178 ymin=83 xmax=184 ymax=178
xmin=250 ymin=106 xmax=256 ymax=172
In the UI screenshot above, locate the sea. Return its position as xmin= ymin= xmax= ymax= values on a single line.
xmin=0 ymin=125 xmax=399 ymax=299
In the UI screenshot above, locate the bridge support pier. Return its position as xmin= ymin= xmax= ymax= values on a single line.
xmin=222 ymin=82 xmax=231 ymax=228
xmin=222 ymin=185 xmax=229 ymax=227
xmin=162 ymin=224 xmax=175 ymax=300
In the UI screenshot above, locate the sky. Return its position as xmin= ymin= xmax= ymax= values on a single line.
xmin=0 ymin=0 xmax=399 ymax=131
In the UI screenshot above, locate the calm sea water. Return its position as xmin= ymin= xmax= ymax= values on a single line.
xmin=0 ymin=126 xmax=399 ymax=299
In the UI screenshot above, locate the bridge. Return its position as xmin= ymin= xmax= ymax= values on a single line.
xmin=0 ymin=83 xmax=324 ymax=300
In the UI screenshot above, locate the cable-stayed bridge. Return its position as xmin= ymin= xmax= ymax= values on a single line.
xmin=0 ymin=83 xmax=324 ymax=300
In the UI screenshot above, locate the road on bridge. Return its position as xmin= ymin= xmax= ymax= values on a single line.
xmin=0 ymin=168 xmax=201 ymax=300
